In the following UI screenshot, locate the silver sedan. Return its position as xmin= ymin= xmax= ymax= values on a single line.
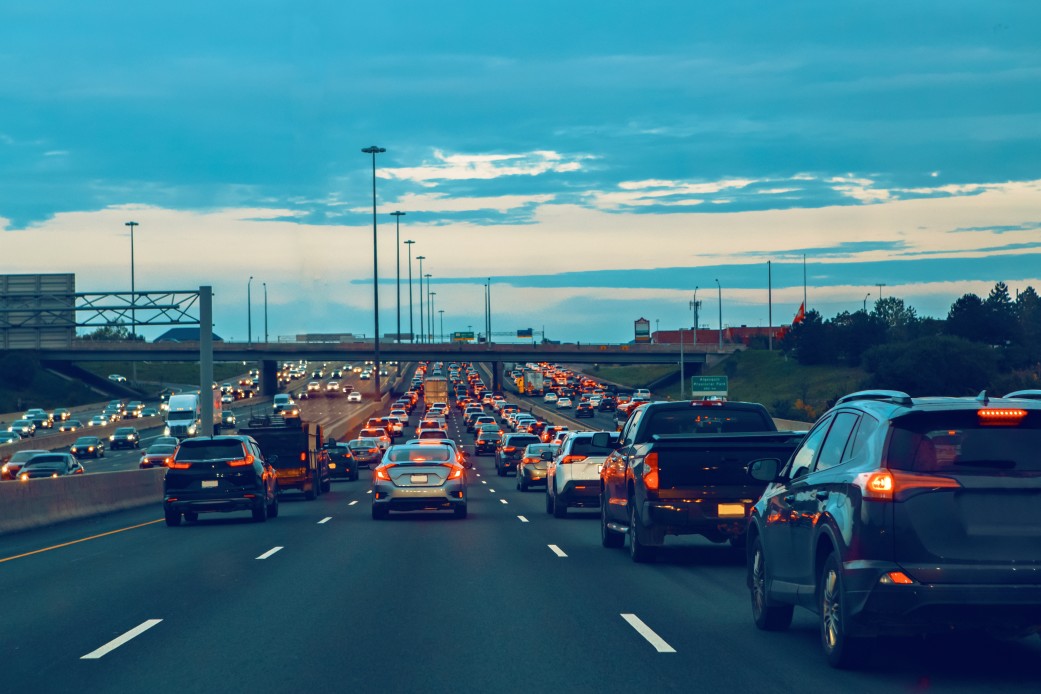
xmin=371 ymin=444 xmax=468 ymax=519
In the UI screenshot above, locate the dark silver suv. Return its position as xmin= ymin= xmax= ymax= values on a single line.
xmin=163 ymin=435 xmax=278 ymax=526
xmin=746 ymin=390 xmax=1041 ymax=668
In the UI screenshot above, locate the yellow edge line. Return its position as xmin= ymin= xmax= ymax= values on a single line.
xmin=0 ymin=518 xmax=163 ymax=564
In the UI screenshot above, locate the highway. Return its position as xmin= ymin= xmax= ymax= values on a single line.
xmin=4 ymin=385 xmax=1041 ymax=693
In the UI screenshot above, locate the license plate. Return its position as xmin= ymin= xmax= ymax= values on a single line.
xmin=718 ymin=503 xmax=745 ymax=518
xmin=201 ymin=480 xmax=218 ymax=488
xmin=410 ymin=474 xmax=428 ymax=484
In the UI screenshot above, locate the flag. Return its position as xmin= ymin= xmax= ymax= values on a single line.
xmin=793 ymin=302 xmax=806 ymax=324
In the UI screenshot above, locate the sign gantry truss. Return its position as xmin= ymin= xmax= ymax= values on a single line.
xmin=0 ymin=290 xmax=201 ymax=329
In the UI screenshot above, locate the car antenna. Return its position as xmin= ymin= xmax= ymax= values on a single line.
xmin=976 ymin=390 xmax=989 ymax=406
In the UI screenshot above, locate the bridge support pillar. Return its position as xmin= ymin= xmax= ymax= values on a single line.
xmin=261 ymin=359 xmax=279 ymax=396
xmin=491 ymin=360 xmax=501 ymax=392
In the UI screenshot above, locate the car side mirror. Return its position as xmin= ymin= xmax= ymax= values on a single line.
xmin=747 ymin=458 xmax=782 ymax=482
xmin=540 ymin=451 xmax=554 ymax=461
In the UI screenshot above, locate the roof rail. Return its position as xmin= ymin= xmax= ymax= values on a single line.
xmin=836 ymin=390 xmax=913 ymax=407
xmin=1004 ymin=390 xmax=1041 ymax=401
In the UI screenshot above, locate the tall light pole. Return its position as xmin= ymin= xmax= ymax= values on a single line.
xmin=863 ymin=292 xmax=871 ymax=312
xmin=391 ymin=211 xmax=406 ymax=343
xmin=125 ymin=221 xmax=138 ymax=341
xmin=416 ymin=256 xmax=426 ymax=344
xmin=655 ymin=318 xmax=660 ymax=343
xmin=486 ymin=278 xmax=492 ymax=345
xmin=362 ymin=145 xmax=386 ymax=396
xmin=263 ymin=282 xmax=268 ymax=343
xmin=877 ymin=283 xmax=886 ymax=302
xmin=425 ymin=274 xmax=432 ymax=342
xmin=690 ymin=286 xmax=699 ymax=345
xmin=715 ymin=278 xmax=723 ymax=350
xmin=428 ymin=288 xmax=436 ymax=344
xmin=404 ymin=240 xmax=416 ymax=342
xmin=247 ymin=276 xmax=254 ymax=345
xmin=438 ymin=309 xmax=444 ymax=344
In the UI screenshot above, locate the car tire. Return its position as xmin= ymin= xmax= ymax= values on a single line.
xmin=496 ymin=465 xmax=504 ymax=477
xmin=518 ymin=477 xmax=528 ymax=492
xmin=268 ymin=491 xmax=279 ymax=519
xmin=164 ymin=509 xmax=181 ymax=527
xmin=601 ymin=495 xmax=624 ymax=548
xmin=749 ymin=536 xmax=793 ymax=631
xmin=251 ymin=498 xmax=268 ymax=523
xmin=372 ymin=505 xmax=389 ymax=520
xmin=350 ymin=469 xmax=359 ymax=482
xmin=628 ymin=502 xmax=655 ymax=563
xmin=553 ymin=492 xmax=568 ymax=518
xmin=819 ymin=552 xmax=872 ymax=668
xmin=321 ymin=477 xmax=331 ymax=494
xmin=305 ymin=481 xmax=317 ymax=501
xmin=545 ymin=491 xmax=553 ymax=514
xmin=454 ymin=504 xmax=468 ymax=519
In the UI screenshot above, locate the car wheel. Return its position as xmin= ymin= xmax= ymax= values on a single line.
xmin=519 ymin=477 xmax=528 ymax=492
xmin=268 ymin=491 xmax=279 ymax=519
xmin=251 ymin=498 xmax=268 ymax=523
xmin=372 ymin=505 xmax=389 ymax=520
xmin=749 ymin=536 xmax=793 ymax=631
xmin=305 ymin=480 xmax=317 ymax=501
xmin=350 ymin=469 xmax=359 ymax=481
xmin=819 ymin=553 xmax=872 ymax=668
xmin=553 ymin=492 xmax=568 ymax=518
xmin=454 ymin=504 xmax=468 ymax=519
xmin=545 ymin=490 xmax=553 ymax=514
xmin=600 ymin=494 xmax=624 ymax=548
xmin=628 ymin=502 xmax=655 ymax=563
xmin=496 ymin=465 xmax=504 ymax=477
xmin=164 ymin=509 xmax=181 ymax=527
xmin=321 ymin=477 xmax=331 ymax=494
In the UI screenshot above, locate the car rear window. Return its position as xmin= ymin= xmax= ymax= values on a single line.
xmin=567 ymin=435 xmax=618 ymax=456
xmin=175 ymin=440 xmax=247 ymax=462
xmin=26 ymin=455 xmax=66 ymax=465
xmin=887 ymin=410 xmax=1041 ymax=473
xmin=643 ymin=408 xmax=769 ymax=436
xmin=387 ymin=447 xmax=451 ymax=463
xmin=507 ymin=435 xmax=540 ymax=447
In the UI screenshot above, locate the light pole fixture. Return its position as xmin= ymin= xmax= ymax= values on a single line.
xmin=655 ymin=318 xmax=660 ymax=342
xmin=404 ymin=239 xmax=416 ymax=342
xmin=438 ymin=309 xmax=444 ymax=344
xmin=863 ymin=292 xmax=871 ymax=312
xmin=263 ymin=282 xmax=268 ymax=343
xmin=362 ymin=145 xmax=386 ymax=396
xmin=247 ymin=276 xmax=254 ymax=345
xmin=391 ymin=211 xmax=406 ymax=343
xmin=425 ymin=274 xmax=432 ymax=343
xmin=125 ymin=221 xmax=138 ymax=340
xmin=715 ymin=278 xmax=723 ymax=350
xmin=417 ymin=257 xmax=426 ymax=343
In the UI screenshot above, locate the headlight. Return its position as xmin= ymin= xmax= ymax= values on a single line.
xmin=188 ymin=424 xmax=197 ymax=434
xmin=109 ymin=436 xmax=115 ymax=441
xmin=20 ymin=473 xmax=29 ymax=481
xmin=164 ymin=426 xmax=171 ymax=435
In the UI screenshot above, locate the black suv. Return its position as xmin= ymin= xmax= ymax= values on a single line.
xmin=746 ymin=390 xmax=1041 ymax=668
xmin=163 ymin=436 xmax=278 ymax=526
xmin=495 ymin=433 xmax=541 ymax=476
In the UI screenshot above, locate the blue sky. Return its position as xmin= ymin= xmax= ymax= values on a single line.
xmin=2 ymin=1 xmax=1040 ymax=342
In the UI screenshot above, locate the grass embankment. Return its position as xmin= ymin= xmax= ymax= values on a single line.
xmin=0 ymin=370 xmax=100 ymax=412
xmin=593 ymin=350 xmax=868 ymax=422
xmin=79 ymin=361 xmax=252 ymax=386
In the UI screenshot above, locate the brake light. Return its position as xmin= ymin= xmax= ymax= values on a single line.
xmin=560 ymin=455 xmax=587 ymax=464
xmin=854 ymin=469 xmax=961 ymax=501
xmin=369 ymin=448 xmax=379 ymax=454
xmin=446 ymin=464 xmax=465 ymax=480
xmin=374 ymin=465 xmax=394 ymax=481
xmin=227 ymin=454 xmax=255 ymax=467
xmin=503 ymin=446 xmax=516 ymax=453
xmin=642 ymin=452 xmax=659 ymax=494
xmin=879 ymin=571 xmax=914 ymax=585
xmin=168 ymin=461 xmax=190 ymax=469
xmin=978 ymin=408 xmax=1027 ymax=426
xmin=300 ymin=452 xmax=306 ymax=461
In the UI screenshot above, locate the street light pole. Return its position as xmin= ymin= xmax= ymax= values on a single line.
xmin=361 ymin=145 xmax=386 ymax=397
xmin=715 ymin=278 xmax=723 ymax=350
xmin=404 ymin=240 xmax=416 ymax=342
xmin=425 ymin=274 xmax=432 ymax=342
xmin=391 ymin=211 xmax=405 ymax=343
xmin=416 ymin=257 xmax=426 ymax=344
xmin=877 ymin=283 xmax=886 ymax=302
xmin=125 ymin=221 xmax=138 ymax=341
xmin=438 ymin=309 xmax=444 ymax=344
xmin=247 ymin=276 xmax=253 ymax=345
xmin=263 ymin=282 xmax=268 ymax=343
xmin=428 ymin=288 xmax=436 ymax=344
xmin=863 ymin=292 xmax=871 ymax=312
xmin=690 ymin=286 xmax=699 ymax=346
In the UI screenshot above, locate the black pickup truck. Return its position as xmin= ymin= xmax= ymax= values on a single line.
xmin=599 ymin=400 xmax=804 ymax=562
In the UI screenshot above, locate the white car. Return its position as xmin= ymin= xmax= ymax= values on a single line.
xmin=543 ymin=392 xmax=558 ymax=404
xmin=545 ymin=431 xmax=618 ymax=518
xmin=347 ymin=391 xmax=363 ymax=403
xmin=556 ymin=397 xmax=573 ymax=409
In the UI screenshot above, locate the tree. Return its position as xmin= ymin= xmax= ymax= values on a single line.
xmin=872 ymin=297 xmax=918 ymax=342
xmin=77 ymin=324 xmax=135 ymax=341
xmin=863 ymin=335 xmax=998 ymax=396
xmin=783 ymin=310 xmax=831 ymax=365
xmin=830 ymin=310 xmax=887 ymax=367
xmin=0 ymin=352 xmax=39 ymax=390
xmin=986 ymin=281 xmax=1020 ymax=346
xmin=946 ymin=293 xmax=988 ymax=342
xmin=1016 ymin=286 xmax=1041 ymax=363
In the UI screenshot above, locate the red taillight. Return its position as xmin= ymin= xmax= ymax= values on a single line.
xmin=978 ymin=408 xmax=1027 ymax=426
xmin=168 ymin=461 xmax=190 ymax=469
xmin=300 ymin=452 xmax=306 ymax=461
xmin=369 ymin=448 xmax=379 ymax=454
xmin=227 ymin=454 xmax=255 ymax=467
xmin=854 ymin=469 xmax=961 ymax=501
xmin=560 ymin=455 xmax=587 ymax=464
xmin=642 ymin=452 xmax=659 ymax=494
xmin=503 ymin=446 xmax=516 ymax=453
xmin=374 ymin=465 xmax=394 ymax=481
xmin=446 ymin=464 xmax=465 ymax=480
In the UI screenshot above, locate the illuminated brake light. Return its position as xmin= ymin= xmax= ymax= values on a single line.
xmin=168 ymin=461 xmax=190 ymax=469
xmin=300 ymin=452 xmax=306 ymax=461
xmin=643 ymin=452 xmax=659 ymax=494
xmin=503 ymin=446 xmax=516 ymax=453
xmin=879 ymin=571 xmax=914 ymax=585
xmin=374 ymin=465 xmax=394 ymax=481
xmin=446 ymin=464 xmax=465 ymax=480
xmin=560 ymin=455 xmax=587 ymax=464
xmin=978 ymin=408 xmax=1027 ymax=426
xmin=855 ymin=469 xmax=961 ymax=501
xmin=227 ymin=454 xmax=255 ymax=467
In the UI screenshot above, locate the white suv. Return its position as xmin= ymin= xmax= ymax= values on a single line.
xmin=545 ymin=431 xmax=618 ymax=518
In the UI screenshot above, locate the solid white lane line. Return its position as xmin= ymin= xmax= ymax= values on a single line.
xmin=256 ymin=546 xmax=283 ymax=560
xmin=548 ymin=544 xmax=568 ymax=557
xmin=517 ymin=515 xmax=529 ymax=523
xmin=366 ymin=489 xmax=372 ymax=494
xmin=348 ymin=500 xmax=359 ymax=506
xmin=318 ymin=517 xmax=332 ymax=524
xmin=81 ymin=619 xmax=162 ymax=659
xmin=500 ymin=499 xmax=508 ymax=504
xmin=621 ymin=614 xmax=676 ymax=653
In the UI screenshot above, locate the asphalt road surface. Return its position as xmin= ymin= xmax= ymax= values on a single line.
xmin=4 ymin=391 xmax=1041 ymax=694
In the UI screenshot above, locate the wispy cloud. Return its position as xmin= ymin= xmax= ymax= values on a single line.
xmin=379 ymin=149 xmax=588 ymax=183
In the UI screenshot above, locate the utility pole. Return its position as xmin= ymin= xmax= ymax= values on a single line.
xmin=390 ymin=211 xmax=405 ymax=343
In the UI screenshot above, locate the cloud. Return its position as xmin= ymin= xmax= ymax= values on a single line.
xmin=350 ymin=192 xmax=555 ymax=214
xmin=586 ymin=177 xmax=758 ymax=209
xmin=378 ymin=149 xmax=588 ymax=183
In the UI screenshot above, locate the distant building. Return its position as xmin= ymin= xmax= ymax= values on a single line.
xmin=154 ymin=328 xmax=225 ymax=343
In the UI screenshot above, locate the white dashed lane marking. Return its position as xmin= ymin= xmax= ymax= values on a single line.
xmin=548 ymin=544 xmax=567 ymax=557
xmin=499 ymin=499 xmax=508 ymax=504
xmin=318 ymin=517 xmax=332 ymax=524
xmin=256 ymin=546 xmax=283 ymax=560
xmin=517 ymin=515 xmax=529 ymax=523
xmin=348 ymin=500 xmax=359 ymax=506
xmin=621 ymin=614 xmax=676 ymax=653
xmin=81 ymin=619 xmax=163 ymax=660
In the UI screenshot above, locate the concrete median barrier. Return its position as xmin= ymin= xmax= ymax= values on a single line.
xmin=0 ymin=468 xmax=165 ymax=536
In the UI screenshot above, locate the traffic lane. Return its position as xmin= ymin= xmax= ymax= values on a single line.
xmin=2 ymin=483 xmax=359 ymax=691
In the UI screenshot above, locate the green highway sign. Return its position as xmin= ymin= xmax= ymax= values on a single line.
xmin=452 ymin=331 xmax=475 ymax=341
xmin=690 ymin=375 xmax=729 ymax=396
